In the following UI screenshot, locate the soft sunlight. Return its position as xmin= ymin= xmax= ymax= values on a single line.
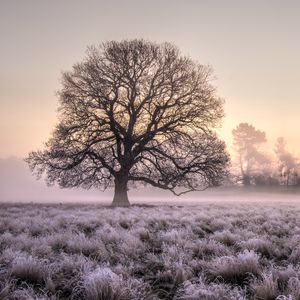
xmin=0 ymin=1 xmax=299 ymax=299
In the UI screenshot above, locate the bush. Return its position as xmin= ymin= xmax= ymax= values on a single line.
xmin=175 ymin=278 xmax=246 ymax=300
xmin=207 ymin=250 xmax=261 ymax=285
xmin=75 ymin=267 xmax=149 ymax=300
xmin=11 ymin=256 xmax=48 ymax=285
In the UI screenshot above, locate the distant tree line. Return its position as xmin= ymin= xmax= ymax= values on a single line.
xmin=231 ymin=123 xmax=300 ymax=188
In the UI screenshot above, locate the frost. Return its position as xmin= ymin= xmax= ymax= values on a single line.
xmin=0 ymin=202 xmax=300 ymax=298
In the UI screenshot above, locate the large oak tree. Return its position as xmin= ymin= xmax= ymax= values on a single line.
xmin=26 ymin=40 xmax=229 ymax=206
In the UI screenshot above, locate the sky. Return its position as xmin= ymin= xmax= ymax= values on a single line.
xmin=0 ymin=0 xmax=300 ymax=158
xmin=0 ymin=0 xmax=299 ymax=159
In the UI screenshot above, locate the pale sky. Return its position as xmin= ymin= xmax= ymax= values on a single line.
xmin=1 ymin=0 xmax=300 ymax=158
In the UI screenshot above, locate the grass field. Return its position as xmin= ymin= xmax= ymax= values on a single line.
xmin=1 ymin=200 xmax=300 ymax=299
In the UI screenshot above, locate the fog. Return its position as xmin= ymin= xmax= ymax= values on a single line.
xmin=0 ymin=157 xmax=299 ymax=205
xmin=0 ymin=157 xmax=110 ymax=203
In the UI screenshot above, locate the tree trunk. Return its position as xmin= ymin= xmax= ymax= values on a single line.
xmin=243 ymin=174 xmax=251 ymax=186
xmin=111 ymin=176 xmax=130 ymax=207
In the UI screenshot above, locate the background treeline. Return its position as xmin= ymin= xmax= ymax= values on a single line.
xmin=230 ymin=123 xmax=299 ymax=188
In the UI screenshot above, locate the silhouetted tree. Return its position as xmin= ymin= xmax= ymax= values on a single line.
xmin=232 ymin=123 xmax=269 ymax=186
xmin=26 ymin=40 xmax=229 ymax=206
xmin=274 ymin=137 xmax=299 ymax=187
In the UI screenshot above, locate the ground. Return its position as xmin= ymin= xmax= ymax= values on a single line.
xmin=1 ymin=199 xmax=300 ymax=299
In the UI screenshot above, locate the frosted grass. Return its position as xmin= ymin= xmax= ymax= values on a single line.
xmin=0 ymin=201 xmax=300 ymax=299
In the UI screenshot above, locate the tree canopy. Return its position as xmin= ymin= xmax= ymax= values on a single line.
xmin=232 ymin=123 xmax=269 ymax=186
xmin=26 ymin=39 xmax=229 ymax=206
xmin=275 ymin=137 xmax=299 ymax=186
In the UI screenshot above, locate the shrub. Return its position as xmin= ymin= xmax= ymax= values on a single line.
xmin=11 ymin=256 xmax=48 ymax=285
xmin=191 ymin=239 xmax=232 ymax=260
xmin=250 ymin=273 xmax=279 ymax=300
xmin=239 ymin=238 xmax=274 ymax=258
xmin=0 ymin=280 xmax=11 ymax=299
xmin=289 ymin=246 xmax=300 ymax=264
xmin=75 ymin=267 xmax=147 ymax=300
xmin=174 ymin=278 xmax=246 ymax=300
xmin=286 ymin=277 xmax=300 ymax=300
xmin=51 ymin=254 xmax=94 ymax=298
xmin=211 ymin=230 xmax=240 ymax=247
xmin=208 ymin=250 xmax=261 ymax=285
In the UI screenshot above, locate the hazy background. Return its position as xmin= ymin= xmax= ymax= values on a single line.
xmin=0 ymin=0 xmax=299 ymax=201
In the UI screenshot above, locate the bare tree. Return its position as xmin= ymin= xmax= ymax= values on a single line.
xmin=274 ymin=137 xmax=299 ymax=187
xmin=26 ymin=40 xmax=229 ymax=206
xmin=232 ymin=123 xmax=269 ymax=186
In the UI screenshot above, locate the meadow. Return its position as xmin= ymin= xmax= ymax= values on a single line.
xmin=1 ymin=199 xmax=300 ymax=299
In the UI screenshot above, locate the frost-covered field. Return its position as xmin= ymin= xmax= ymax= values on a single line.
xmin=1 ymin=201 xmax=300 ymax=299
